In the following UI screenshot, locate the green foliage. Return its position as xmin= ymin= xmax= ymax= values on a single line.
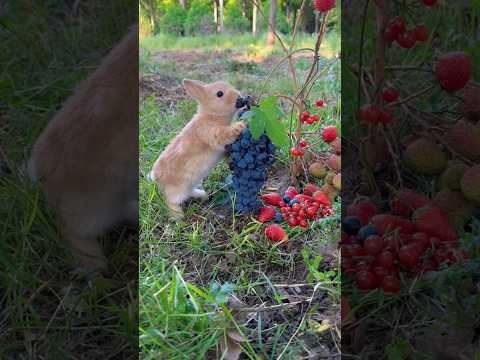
xmin=185 ymin=0 xmax=215 ymax=36
xmin=248 ymin=96 xmax=289 ymax=151
xmin=224 ymin=0 xmax=250 ymax=32
xmin=160 ymin=3 xmax=187 ymax=35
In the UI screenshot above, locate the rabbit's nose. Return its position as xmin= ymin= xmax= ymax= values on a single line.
xmin=235 ymin=96 xmax=245 ymax=108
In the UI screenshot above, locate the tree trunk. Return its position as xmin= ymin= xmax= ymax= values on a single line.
xmin=218 ymin=0 xmax=224 ymax=32
xmin=252 ymin=3 xmax=257 ymax=36
xmin=178 ymin=0 xmax=185 ymax=8
xmin=242 ymin=0 xmax=247 ymax=18
xmin=266 ymin=0 xmax=277 ymax=45
xmin=214 ymin=0 xmax=218 ymax=25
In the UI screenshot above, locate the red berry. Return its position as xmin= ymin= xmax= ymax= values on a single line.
xmin=288 ymin=217 xmax=299 ymax=227
xmin=265 ymin=224 xmax=287 ymax=241
xmin=422 ymin=0 xmax=437 ymax=6
xmin=290 ymin=147 xmax=304 ymax=157
xmin=372 ymin=265 xmax=390 ymax=283
xmin=300 ymin=111 xmax=310 ymax=123
xmin=382 ymin=275 xmax=401 ymax=294
xmin=304 ymin=183 xmax=321 ymax=196
xmin=321 ymin=126 xmax=337 ymax=143
xmin=310 ymin=114 xmax=320 ymax=122
xmin=313 ymin=0 xmax=336 ymax=12
xmin=356 ymin=270 xmax=378 ymax=290
xmin=388 ymin=16 xmax=406 ymax=36
xmin=298 ymin=139 xmax=308 ymax=148
xmin=359 ymin=104 xmax=381 ymax=124
xmin=284 ymin=186 xmax=299 ymax=198
xmin=435 ymin=52 xmax=472 ymax=93
xmin=315 ymin=99 xmax=325 ymax=107
xmin=382 ymin=87 xmax=399 ymax=103
xmin=414 ymin=24 xmax=429 ymax=42
xmin=378 ymin=107 xmax=394 ymax=124
xmin=384 ymin=26 xmax=398 ymax=43
xmin=306 ymin=206 xmax=318 ymax=218
xmin=258 ymin=207 xmax=276 ymax=223
xmin=364 ymin=235 xmax=384 ymax=255
xmin=261 ymin=192 xmax=283 ymax=206
xmin=378 ymin=251 xmax=395 ymax=268
xmin=396 ymin=30 xmax=416 ymax=49
xmin=398 ymin=244 xmax=421 ymax=268
xmin=299 ymin=219 xmax=308 ymax=228
xmin=292 ymin=203 xmax=301 ymax=212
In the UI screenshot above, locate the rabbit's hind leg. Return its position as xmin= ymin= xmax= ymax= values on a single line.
xmin=163 ymin=185 xmax=190 ymax=218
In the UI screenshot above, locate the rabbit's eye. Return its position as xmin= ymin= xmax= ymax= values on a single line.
xmin=216 ymin=91 xmax=224 ymax=98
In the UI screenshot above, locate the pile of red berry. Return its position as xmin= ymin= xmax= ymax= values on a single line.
xmin=342 ymin=191 xmax=468 ymax=294
xmin=260 ymin=184 xmax=334 ymax=240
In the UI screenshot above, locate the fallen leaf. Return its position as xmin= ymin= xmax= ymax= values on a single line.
xmin=308 ymin=319 xmax=332 ymax=334
xmin=218 ymin=330 xmax=245 ymax=360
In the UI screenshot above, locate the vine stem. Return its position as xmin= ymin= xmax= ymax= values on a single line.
xmin=387 ymin=84 xmax=435 ymax=108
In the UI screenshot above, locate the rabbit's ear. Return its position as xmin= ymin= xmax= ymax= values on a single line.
xmin=182 ymin=79 xmax=205 ymax=101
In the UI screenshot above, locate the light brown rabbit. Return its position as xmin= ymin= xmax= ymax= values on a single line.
xmin=149 ymin=79 xmax=246 ymax=217
xmin=27 ymin=25 xmax=138 ymax=271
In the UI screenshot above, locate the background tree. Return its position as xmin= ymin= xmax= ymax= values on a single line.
xmin=266 ymin=0 xmax=277 ymax=45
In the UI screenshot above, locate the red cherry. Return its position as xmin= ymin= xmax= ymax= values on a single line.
xmin=382 ymin=87 xmax=399 ymax=103
xmin=359 ymin=104 xmax=381 ymax=123
xmin=396 ymin=30 xmax=416 ymax=49
xmin=300 ymin=111 xmax=310 ymax=122
xmin=378 ymin=251 xmax=395 ymax=268
xmin=398 ymin=244 xmax=421 ymax=268
xmin=356 ymin=270 xmax=378 ymax=290
xmin=384 ymin=26 xmax=398 ymax=42
xmin=414 ymin=24 xmax=429 ymax=42
xmin=388 ymin=16 xmax=406 ymax=36
xmin=298 ymin=139 xmax=309 ymax=148
xmin=364 ymin=235 xmax=385 ymax=255
xmin=382 ymin=275 xmax=401 ymax=294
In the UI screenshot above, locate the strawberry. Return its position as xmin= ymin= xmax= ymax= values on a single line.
xmin=382 ymin=87 xmax=399 ymax=103
xmin=396 ymin=30 xmax=416 ymax=49
xmin=265 ymin=224 xmax=288 ymax=242
xmin=321 ymin=126 xmax=337 ymax=143
xmin=261 ymin=192 xmax=283 ymax=206
xmin=435 ymin=52 xmax=472 ymax=92
xmin=312 ymin=191 xmax=331 ymax=207
xmin=412 ymin=205 xmax=458 ymax=242
xmin=284 ymin=186 xmax=299 ymax=199
xmin=371 ymin=214 xmax=414 ymax=236
xmin=294 ymin=194 xmax=315 ymax=203
xmin=313 ymin=0 xmax=335 ymax=12
xmin=346 ymin=198 xmax=378 ymax=225
xmin=258 ymin=207 xmax=276 ymax=223
xmin=316 ymin=99 xmax=325 ymax=107
xmin=304 ymin=183 xmax=321 ymax=196
xmin=414 ymin=24 xmax=429 ymax=42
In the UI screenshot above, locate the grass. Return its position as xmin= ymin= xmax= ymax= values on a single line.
xmin=0 ymin=2 xmax=138 ymax=358
xmin=139 ymin=30 xmax=341 ymax=359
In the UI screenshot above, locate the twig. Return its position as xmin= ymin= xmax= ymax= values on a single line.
xmin=356 ymin=0 xmax=371 ymax=114
xmin=387 ymin=85 xmax=435 ymax=108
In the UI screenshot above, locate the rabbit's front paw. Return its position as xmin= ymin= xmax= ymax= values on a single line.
xmin=232 ymin=121 xmax=246 ymax=137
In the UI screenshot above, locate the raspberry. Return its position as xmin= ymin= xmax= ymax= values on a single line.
xmin=321 ymin=126 xmax=337 ymax=143
xmin=382 ymin=87 xmax=399 ymax=103
xmin=396 ymin=30 xmax=416 ymax=49
xmin=315 ymin=99 xmax=325 ymax=107
xmin=313 ymin=0 xmax=335 ymax=12
xmin=298 ymin=139 xmax=309 ymax=148
xmin=310 ymin=114 xmax=320 ymax=122
xmin=414 ymin=24 xmax=429 ymax=42
xmin=435 ymin=52 xmax=472 ymax=93
xmin=290 ymin=147 xmax=304 ymax=157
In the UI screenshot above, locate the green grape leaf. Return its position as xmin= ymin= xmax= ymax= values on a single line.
xmin=264 ymin=114 xmax=289 ymax=151
xmin=249 ymin=107 xmax=266 ymax=139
